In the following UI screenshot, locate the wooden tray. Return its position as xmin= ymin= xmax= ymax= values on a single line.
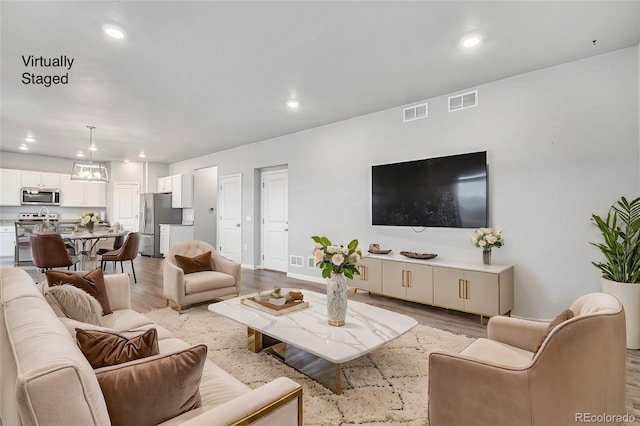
xmin=241 ymin=295 xmax=309 ymax=315
xmin=400 ymin=251 xmax=437 ymax=260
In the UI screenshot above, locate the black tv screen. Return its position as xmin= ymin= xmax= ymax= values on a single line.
xmin=372 ymin=151 xmax=487 ymax=228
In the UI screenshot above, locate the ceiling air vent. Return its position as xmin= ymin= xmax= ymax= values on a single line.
xmin=448 ymin=90 xmax=478 ymax=112
xmin=403 ymin=102 xmax=428 ymax=122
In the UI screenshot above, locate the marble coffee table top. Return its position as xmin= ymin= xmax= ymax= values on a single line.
xmin=208 ymin=289 xmax=417 ymax=364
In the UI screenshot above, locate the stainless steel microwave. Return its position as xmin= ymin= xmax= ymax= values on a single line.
xmin=20 ymin=188 xmax=61 ymax=206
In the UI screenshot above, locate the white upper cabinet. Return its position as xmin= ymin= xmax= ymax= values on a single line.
xmin=157 ymin=176 xmax=172 ymax=193
xmin=171 ymin=174 xmax=193 ymax=208
xmin=60 ymin=174 xmax=106 ymax=207
xmin=21 ymin=171 xmax=61 ymax=189
xmin=0 ymin=169 xmax=22 ymax=206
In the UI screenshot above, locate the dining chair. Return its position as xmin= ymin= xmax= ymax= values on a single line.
xmin=100 ymin=232 xmax=140 ymax=283
xmin=29 ymin=233 xmax=78 ymax=281
xmin=96 ymin=234 xmax=124 ymax=256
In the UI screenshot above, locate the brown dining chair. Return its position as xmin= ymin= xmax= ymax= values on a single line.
xmin=29 ymin=233 xmax=78 ymax=279
xmin=100 ymin=232 xmax=140 ymax=283
xmin=96 ymin=235 xmax=124 ymax=256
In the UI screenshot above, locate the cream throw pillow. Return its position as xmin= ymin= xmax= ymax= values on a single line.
xmin=45 ymin=284 xmax=103 ymax=325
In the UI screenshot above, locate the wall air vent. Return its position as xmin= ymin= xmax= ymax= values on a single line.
xmin=290 ymin=255 xmax=304 ymax=267
xmin=448 ymin=90 xmax=478 ymax=112
xmin=403 ymin=102 xmax=428 ymax=122
xmin=308 ymin=256 xmax=316 ymax=268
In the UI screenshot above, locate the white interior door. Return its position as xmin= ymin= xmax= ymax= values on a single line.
xmin=218 ymin=174 xmax=242 ymax=263
xmin=113 ymin=183 xmax=140 ymax=231
xmin=261 ymin=170 xmax=288 ymax=272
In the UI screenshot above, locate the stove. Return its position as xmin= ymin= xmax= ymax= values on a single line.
xmin=18 ymin=213 xmax=59 ymax=221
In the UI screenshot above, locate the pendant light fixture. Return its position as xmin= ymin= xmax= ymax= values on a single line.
xmin=71 ymin=125 xmax=109 ymax=183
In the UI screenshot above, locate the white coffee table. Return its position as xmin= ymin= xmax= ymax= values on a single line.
xmin=208 ymin=289 xmax=417 ymax=394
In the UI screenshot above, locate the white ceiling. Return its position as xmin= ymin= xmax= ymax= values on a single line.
xmin=2 ymin=1 xmax=639 ymax=164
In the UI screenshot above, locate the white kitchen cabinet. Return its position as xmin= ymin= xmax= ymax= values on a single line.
xmin=21 ymin=171 xmax=60 ymax=189
xmin=0 ymin=169 xmax=22 ymax=206
xmin=60 ymin=174 xmax=106 ymax=207
xmin=159 ymin=224 xmax=194 ymax=256
xmin=157 ymin=176 xmax=172 ymax=193
xmin=160 ymin=224 xmax=171 ymax=256
xmin=171 ymin=174 xmax=193 ymax=208
xmin=0 ymin=225 xmax=14 ymax=257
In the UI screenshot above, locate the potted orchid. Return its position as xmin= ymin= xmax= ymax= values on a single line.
xmin=472 ymin=228 xmax=503 ymax=264
xmin=80 ymin=211 xmax=100 ymax=233
xmin=312 ymin=236 xmax=363 ymax=327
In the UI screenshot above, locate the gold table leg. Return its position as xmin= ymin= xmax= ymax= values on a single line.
xmin=247 ymin=327 xmax=263 ymax=353
xmin=246 ymin=327 xmax=344 ymax=394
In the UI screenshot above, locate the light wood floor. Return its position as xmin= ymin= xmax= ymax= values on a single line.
xmin=8 ymin=255 xmax=640 ymax=419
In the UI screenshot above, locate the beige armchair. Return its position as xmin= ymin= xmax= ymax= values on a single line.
xmin=429 ymin=293 xmax=626 ymax=426
xmin=163 ymin=241 xmax=241 ymax=314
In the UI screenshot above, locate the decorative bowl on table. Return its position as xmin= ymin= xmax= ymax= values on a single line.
xmin=399 ymin=251 xmax=437 ymax=260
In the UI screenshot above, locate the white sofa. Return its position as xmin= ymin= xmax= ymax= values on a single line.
xmin=0 ymin=267 xmax=302 ymax=425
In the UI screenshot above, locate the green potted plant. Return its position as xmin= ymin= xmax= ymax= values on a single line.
xmin=591 ymin=196 xmax=640 ymax=348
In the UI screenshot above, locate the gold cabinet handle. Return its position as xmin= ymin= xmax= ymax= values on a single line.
xmin=401 ymin=270 xmax=411 ymax=287
xmin=465 ymin=280 xmax=470 ymax=300
xmin=358 ymin=265 xmax=367 ymax=281
xmin=459 ymin=279 xmax=464 ymax=298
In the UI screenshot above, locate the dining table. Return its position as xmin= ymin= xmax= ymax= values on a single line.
xmin=60 ymin=229 xmax=129 ymax=270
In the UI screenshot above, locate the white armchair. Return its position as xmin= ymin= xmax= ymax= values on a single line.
xmin=163 ymin=241 xmax=241 ymax=314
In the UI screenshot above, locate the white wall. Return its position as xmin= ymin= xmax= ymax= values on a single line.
xmin=177 ymin=47 xmax=638 ymax=319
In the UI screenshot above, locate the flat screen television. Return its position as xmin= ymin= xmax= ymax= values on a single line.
xmin=371 ymin=151 xmax=488 ymax=228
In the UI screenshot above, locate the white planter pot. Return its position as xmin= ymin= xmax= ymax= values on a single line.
xmin=601 ymin=277 xmax=640 ymax=349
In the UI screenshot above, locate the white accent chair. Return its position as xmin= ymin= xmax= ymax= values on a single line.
xmin=163 ymin=241 xmax=241 ymax=314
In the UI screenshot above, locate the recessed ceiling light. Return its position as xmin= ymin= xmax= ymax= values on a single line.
xmin=124 ymin=159 xmax=130 ymax=163
xmin=461 ymin=36 xmax=481 ymax=48
xmin=19 ymin=144 xmax=29 ymax=151
xmin=24 ymin=137 xmax=36 ymax=143
xmin=138 ymin=151 xmax=146 ymax=158
xmin=287 ymin=99 xmax=300 ymax=109
xmin=103 ymin=24 xmax=126 ymax=39
xmin=88 ymin=144 xmax=97 ymax=151
xmin=77 ymin=151 xmax=85 ymax=157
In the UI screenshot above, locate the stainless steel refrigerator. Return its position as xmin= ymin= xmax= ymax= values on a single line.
xmin=139 ymin=193 xmax=182 ymax=257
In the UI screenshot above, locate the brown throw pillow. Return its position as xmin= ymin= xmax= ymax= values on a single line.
xmin=76 ymin=328 xmax=159 ymax=369
xmin=535 ymin=309 xmax=574 ymax=353
xmin=175 ymin=251 xmax=214 ymax=274
xmin=95 ymin=345 xmax=207 ymax=426
xmin=47 ymin=268 xmax=112 ymax=315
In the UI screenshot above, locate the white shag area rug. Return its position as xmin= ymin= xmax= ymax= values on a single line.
xmin=145 ymin=304 xmax=475 ymax=425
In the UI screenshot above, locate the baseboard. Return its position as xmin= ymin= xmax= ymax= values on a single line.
xmin=241 ymin=263 xmax=258 ymax=270
xmin=286 ymin=272 xmax=326 ymax=285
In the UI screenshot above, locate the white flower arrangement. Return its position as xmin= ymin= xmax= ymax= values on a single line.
xmin=79 ymin=211 xmax=100 ymax=226
xmin=472 ymin=227 xmax=504 ymax=250
xmin=312 ymin=236 xmax=363 ymax=279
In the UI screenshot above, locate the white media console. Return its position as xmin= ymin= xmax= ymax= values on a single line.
xmin=354 ymin=253 xmax=514 ymax=323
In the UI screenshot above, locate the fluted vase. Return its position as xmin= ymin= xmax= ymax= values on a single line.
xmin=483 ymin=249 xmax=491 ymax=265
xmin=326 ymin=272 xmax=348 ymax=326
